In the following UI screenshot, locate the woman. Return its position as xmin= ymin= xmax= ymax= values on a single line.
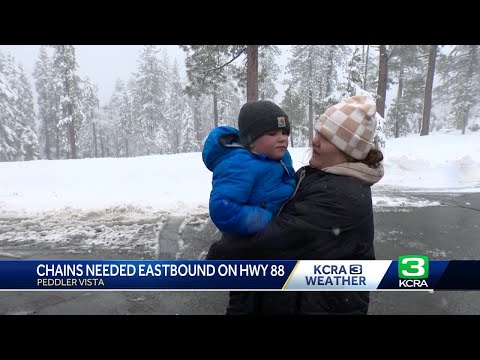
xmin=206 ymin=94 xmax=385 ymax=315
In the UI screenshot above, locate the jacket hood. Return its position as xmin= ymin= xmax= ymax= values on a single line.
xmin=202 ymin=126 xmax=244 ymax=172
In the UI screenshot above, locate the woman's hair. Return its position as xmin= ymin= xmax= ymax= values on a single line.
xmin=345 ymin=148 xmax=384 ymax=169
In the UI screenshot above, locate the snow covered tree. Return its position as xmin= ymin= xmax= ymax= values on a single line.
xmin=181 ymin=45 xmax=245 ymax=128
xmin=436 ymin=45 xmax=480 ymax=134
xmin=386 ymin=45 xmax=428 ymax=137
xmin=286 ymin=45 xmax=348 ymax=140
xmin=51 ymin=45 xmax=84 ymax=159
xmin=420 ymin=45 xmax=438 ymax=136
xmin=34 ymin=46 xmax=57 ymax=160
xmin=281 ymin=85 xmax=308 ymax=148
xmin=234 ymin=46 xmax=282 ymax=102
xmin=109 ymin=79 xmax=135 ymax=157
xmin=0 ymin=51 xmax=39 ymax=161
xmin=131 ymin=45 xmax=169 ymax=155
xmin=16 ymin=65 xmax=39 ymax=160
xmin=78 ymin=77 xmax=100 ymax=158
xmin=0 ymin=66 xmax=16 ymax=161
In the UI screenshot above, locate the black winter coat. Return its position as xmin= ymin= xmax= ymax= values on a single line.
xmin=206 ymin=165 xmax=376 ymax=315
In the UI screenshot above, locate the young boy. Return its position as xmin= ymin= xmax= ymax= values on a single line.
xmin=202 ymin=100 xmax=296 ymax=237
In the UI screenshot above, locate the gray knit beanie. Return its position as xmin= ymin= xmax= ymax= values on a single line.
xmin=238 ymin=100 xmax=290 ymax=147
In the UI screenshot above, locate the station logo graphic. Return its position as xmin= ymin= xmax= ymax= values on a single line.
xmin=398 ymin=255 xmax=429 ymax=288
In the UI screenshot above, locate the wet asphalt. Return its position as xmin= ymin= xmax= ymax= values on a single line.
xmin=0 ymin=191 xmax=479 ymax=315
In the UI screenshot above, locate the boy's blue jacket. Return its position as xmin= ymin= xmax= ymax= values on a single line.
xmin=202 ymin=126 xmax=296 ymax=236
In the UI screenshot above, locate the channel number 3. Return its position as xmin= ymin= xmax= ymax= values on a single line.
xmin=398 ymin=255 xmax=429 ymax=279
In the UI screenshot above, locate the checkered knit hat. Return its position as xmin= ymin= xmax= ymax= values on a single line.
xmin=315 ymin=95 xmax=377 ymax=160
xmin=238 ymin=100 xmax=290 ymax=147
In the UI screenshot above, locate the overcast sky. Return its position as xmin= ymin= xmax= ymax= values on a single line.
xmin=0 ymin=45 xmax=291 ymax=105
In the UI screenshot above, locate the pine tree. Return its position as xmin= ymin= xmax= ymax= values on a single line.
xmin=34 ymin=46 xmax=56 ymax=159
xmin=281 ymin=85 xmax=308 ymax=148
xmin=436 ymin=45 xmax=480 ymax=134
xmin=181 ymin=45 xmax=245 ymax=128
xmin=131 ymin=45 xmax=169 ymax=155
xmin=386 ymin=45 xmax=428 ymax=137
xmin=109 ymin=79 xmax=135 ymax=157
xmin=78 ymin=77 xmax=100 ymax=158
xmin=286 ymin=45 xmax=347 ymax=140
xmin=16 ymin=65 xmax=40 ymax=160
xmin=51 ymin=45 xmax=84 ymax=159
xmin=0 ymin=63 xmax=17 ymax=161
xmin=0 ymin=51 xmax=39 ymax=161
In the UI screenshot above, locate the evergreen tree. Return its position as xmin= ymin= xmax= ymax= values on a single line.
xmin=181 ymin=45 xmax=244 ymax=128
xmin=233 ymin=46 xmax=281 ymax=101
xmin=344 ymin=46 xmax=364 ymax=96
xmin=166 ymin=60 xmax=189 ymax=153
xmin=110 ymin=79 xmax=134 ymax=157
xmin=281 ymin=85 xmax=308 ymax=148
xmin=436 ymin=45 xmax=480 ymax=133
xmin=16 ymin=65 xmax=40 ymax=160
xmin=386 ymin=45 xmax=428 ymax=137
xmin=78 ymin=77 xmax=100 ymax=158
xmin=51 ymin=45 xmax=84 ymax=159
xmin=0 ymin=64 xmax=17 ymax=161
xmin=0 ymin=52 xmax=39 ymax=161
xmin=34 ymin=46 xmax=57 ymax=159
xmin=131 ymin=45 xmax=169 ymax=155
xmin=187 ymin=93 xmax=213 ymax=150
xmin=286 ymin=45 xmax=347 ymax=140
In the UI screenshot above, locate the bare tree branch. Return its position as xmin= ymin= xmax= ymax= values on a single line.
xmin=201 ymin=47 xmax=247 ymax=85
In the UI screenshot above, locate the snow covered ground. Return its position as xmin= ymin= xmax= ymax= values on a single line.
xmin=1 ymin=129 xmax=479 ymax=250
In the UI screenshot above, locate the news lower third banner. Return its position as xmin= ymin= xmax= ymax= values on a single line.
xmin=1 ymin=257 xmax=480 ymax=291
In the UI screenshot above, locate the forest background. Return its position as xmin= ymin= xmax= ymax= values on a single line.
xmin=0 ymin=45 xmax=478 ymax=162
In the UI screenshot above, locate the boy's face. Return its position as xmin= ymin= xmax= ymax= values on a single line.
xmin=250 ymin=129 xmax=289 ymax=160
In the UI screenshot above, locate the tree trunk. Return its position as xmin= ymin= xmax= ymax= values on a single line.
xmin=326 ymin=46 xmax=334 ymax=95
xmin=376 ymin=45 xmax=389 ymax=117
xmin=213 ymin=91 xmax=218 ymax=127
xmin=67 ymin=102 xmax=77 ymax=159
xmin=92 ymin=122 xmax=98 ymax=158
xmin=44 ymin=115 xmax=51 ymax=160
xmin=100 ymin=130 xmax=105 ymax=157
xmin=193 ymin=103 xmax=202 ymax=150
xmin=363 ymin=45 xmax=370 ymax=90
xmin=394 ymin=67 xmax=404 ymax=138
xmin=461 ymin=45 xmax=477 ymax=135
xmin=421 ymin=45 xmax=438 ymax=136
xmin=55 ymin=124 xmax=60 ymax=160
xmin=246 ymin=45 xmax=258 ymax=101
xmin=308 ymin=91 xmax=314 ymax=141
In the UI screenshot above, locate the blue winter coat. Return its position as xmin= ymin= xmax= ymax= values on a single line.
xmin=202 ymin=126 xmax=296 ymax=236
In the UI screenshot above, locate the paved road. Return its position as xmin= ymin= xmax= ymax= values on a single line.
xmin=1 ymin=192 xmax=479 ymax=315
xmin=370 ymin=191 xmax=480 ymax=315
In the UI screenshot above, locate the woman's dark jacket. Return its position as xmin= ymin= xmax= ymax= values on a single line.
xmin=206 ymin=165 xmax=376 ymax=315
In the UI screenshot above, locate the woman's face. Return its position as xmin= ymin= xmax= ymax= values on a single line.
xmin=309 ymin=130 xmax=348 ymax=169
